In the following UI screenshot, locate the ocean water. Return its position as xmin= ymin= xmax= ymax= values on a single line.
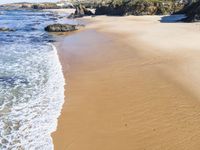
xmin=0 ymin=10 xmax=65 ymax=149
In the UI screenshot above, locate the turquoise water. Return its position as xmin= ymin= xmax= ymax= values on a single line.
xmin=0 ymin=10 xmax=65 ymax=149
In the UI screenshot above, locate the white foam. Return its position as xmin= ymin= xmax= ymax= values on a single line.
xmin=48 ymin=43 xmax=66 ymax=149
xmin=0 ymin=43 xmax=65 ymax=150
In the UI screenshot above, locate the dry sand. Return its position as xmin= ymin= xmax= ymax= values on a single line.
xmin=52 ymin=15 xmax=200 ymax=150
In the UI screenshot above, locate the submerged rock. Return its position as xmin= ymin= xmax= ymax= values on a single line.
xmin=0 ymin=27 xmax=15 ymax=32
xmin=44 ymin=24 xmax=78 ymax=32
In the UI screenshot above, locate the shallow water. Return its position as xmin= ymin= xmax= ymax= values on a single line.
xmin=0 ymin=9 xmax=65 ymax=150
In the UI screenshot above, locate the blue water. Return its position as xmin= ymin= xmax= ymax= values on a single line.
xmin=0 ymin=10 xmax=65 ymax=149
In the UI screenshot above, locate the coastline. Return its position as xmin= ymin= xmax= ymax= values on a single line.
xmin=53 ymin=15 xmax=200 ymax=150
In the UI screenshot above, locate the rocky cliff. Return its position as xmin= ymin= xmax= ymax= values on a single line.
xmin=95 ymin=0 xmax=185 ymax=16
xmin=178 ymin=0 xmax=200 ymax=22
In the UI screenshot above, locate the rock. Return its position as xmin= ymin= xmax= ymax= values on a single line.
xmin=178 ymin=1 xmax=200 ymax=22
xmin=44 ymin=24 xmax=78 ymax=32
xmin=48 ymin=39 xmax=56 ymax=43
xmin=0 ymin=27 xmax=15 ymax=32
xmin=95 ymin=0 xmax=185 ymax=16
xmin=68 ymin=4 xmax=94 ymax=18
xmin=32 ymin=3 xmax=59 ymax=9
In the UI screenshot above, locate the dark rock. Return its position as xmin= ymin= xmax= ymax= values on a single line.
xmin=32 ymin=3 xmax=59 ymax=9
xmin=44 ymin=24 xmax=78 ymax=32
xmin=48 ymin=39 xmax=56 ymax=43
xmin=95 ymin=5 xmax=110 ymax=15
xmin=178 ymin=1 xmax=200 ymax=22
xmin=0 ymin=27 xmax=15 ymax=32
xmin=68 ymin=4 xmax=94 ymax=18
xmin=68 ymin=13 xmax=75 ymax=19
xmin=95 ymin=0 xmax=185 ymax=16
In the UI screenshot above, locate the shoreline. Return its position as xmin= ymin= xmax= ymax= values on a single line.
xmin=53 ymin=15 xmax=200 ymax=150
xmin=49 ymin=43 xmax=66 ymax=150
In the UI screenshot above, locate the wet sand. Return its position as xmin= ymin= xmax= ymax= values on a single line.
xmin=52 ymin=16 xmax=200 ymax=150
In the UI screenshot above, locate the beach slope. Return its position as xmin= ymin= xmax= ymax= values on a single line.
xmin=53 ymin=16 xmax=200 ymax=150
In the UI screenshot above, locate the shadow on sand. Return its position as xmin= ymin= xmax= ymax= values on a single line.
xmin=160 ymin=14 xmax=186 ymax=23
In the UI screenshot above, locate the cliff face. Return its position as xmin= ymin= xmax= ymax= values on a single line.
xmin=95 ymin=0 xmax=185 ymax=16
xmin=178 ymin=0 xmax=200 ymax=22
xmin=0 ymin=0 xmax=188 ymax=17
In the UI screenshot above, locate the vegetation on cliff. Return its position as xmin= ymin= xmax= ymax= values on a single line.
xmin=95 ymin=0 xmax=185 ymax=16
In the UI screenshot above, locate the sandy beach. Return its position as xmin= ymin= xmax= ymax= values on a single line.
xmin=52 ymin=15 xmax=200 ymax=150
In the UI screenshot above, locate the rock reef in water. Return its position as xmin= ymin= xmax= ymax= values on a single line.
xmin=44 ymin=24 xmax=78 ymax=32
xmin=0 ymin=27 xmax=15 ymax=32
xmin=0 ymin=2 xmax=72 ymax=9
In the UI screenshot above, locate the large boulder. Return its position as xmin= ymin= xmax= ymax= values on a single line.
xmin=45 ymin=24 xmax=79 ymax=32
xmin=68 ymin=4 xmax=94 ymax=18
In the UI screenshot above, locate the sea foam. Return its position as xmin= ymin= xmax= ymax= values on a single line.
xmin=0 ymin=10 xmax=65 ymax=150
xmin=0 ymin=44 xmax=65 ymax=150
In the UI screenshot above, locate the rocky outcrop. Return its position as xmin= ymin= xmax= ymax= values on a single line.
xmin=67 ymin=0 xmax=101 ymax=8
xmin=32 ymin=3 xmax=59 ymax=9
xmin=178 ymin=1 xmax=200 ymax=22
xmin=0 ymin=27 xmax=15 ymax=32
xmin=44 ymin=24 xmax=78 ymax=32
xmin=0 ymin=2 xmax=33 ymax=9
xmin=1 ymin=2 xmax=60 ymax=9
xmin=68 ymin=4 xmax=94 ymax=18
xmin=95 ymin=0 xmax=185 ymax=16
